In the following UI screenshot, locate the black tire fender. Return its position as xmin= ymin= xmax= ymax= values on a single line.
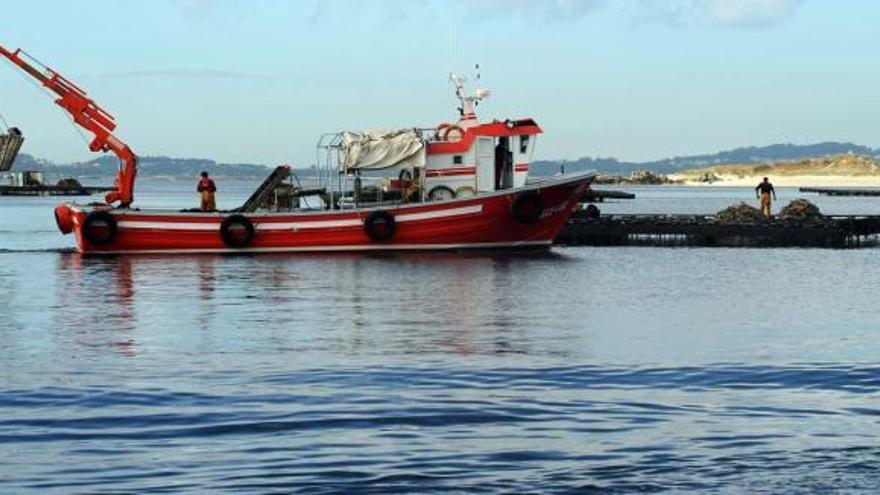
xmin=220 ymin=215 xmax=255 ymax=248
xmin=82 ymin=210 xmax=118 ymax=245
xmin=364 ymin=210 xmax=396 ymax=241
xmin=511 ymin=190 xmax=544 ymax=224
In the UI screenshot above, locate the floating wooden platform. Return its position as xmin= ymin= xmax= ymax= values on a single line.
xmin=558 ymin=211 xmax=880 ymax=248
xmin=584 ymin=189 xmax=635 ymax=202
xmin=0 ymin=185 xmax=113 ymax=197
xmin=799 ymin=187 xmax=880 ymax=197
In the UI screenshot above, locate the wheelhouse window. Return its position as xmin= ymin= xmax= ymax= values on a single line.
xmin=519 ymin=135 xmax=530 ymax=154
xmin=453 ymin=155 xmax=463 ymax=165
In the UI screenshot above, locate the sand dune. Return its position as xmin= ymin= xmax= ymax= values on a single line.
xmin=670 ymin=154 xmax=880 ymax=187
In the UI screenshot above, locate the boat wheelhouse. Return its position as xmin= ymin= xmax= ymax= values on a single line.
xmin=309 ymin=73 xmax=544 ymax=210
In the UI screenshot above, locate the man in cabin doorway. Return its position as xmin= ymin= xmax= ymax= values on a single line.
xmin=755 ymin=177 xmax=776 ymax=218
xmin=495 ymin=137 xmax=513 ymax=190
xmin=197 ymin=171 xmax=217 ymax=211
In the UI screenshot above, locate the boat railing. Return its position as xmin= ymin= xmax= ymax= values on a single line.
xmin=313 ymin=129 xmax=439 ymax=210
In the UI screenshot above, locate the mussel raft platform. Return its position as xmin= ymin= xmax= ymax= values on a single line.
xmin=557 ymin=210 xmax=880 ymax=248
xmin=0 ymin=185 xmax=113 ymax=196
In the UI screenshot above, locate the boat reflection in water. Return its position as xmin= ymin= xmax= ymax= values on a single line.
xmin=51 ymin=249 xmax=576 ymax=360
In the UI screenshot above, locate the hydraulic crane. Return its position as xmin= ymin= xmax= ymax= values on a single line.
xmin=0 ymin=44 xmax=138 ymax=207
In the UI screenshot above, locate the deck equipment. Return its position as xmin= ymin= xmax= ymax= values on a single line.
xmin=0 ymin=127 xmax=24 ymax=171
xmin=0 ymin=44 xmax=137 ymax=206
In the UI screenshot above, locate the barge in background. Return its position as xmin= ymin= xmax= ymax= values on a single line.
xmin=558 ymin=211 xmax=880 ymax=248
xmin=1 ymin=171 xmax=112 ymax=197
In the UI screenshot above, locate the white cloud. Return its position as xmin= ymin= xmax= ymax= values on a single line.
xmin=173 ymin=0 xmax=221 ymax=18
xmin=106 ymin=69 xmax=255 ymax=79
xmin=706 ymin=0 xmax=803 ymax=27
xmin=264 ymin=0 xmax=604 ymax=26
xmin=465 ymin=0 xmax=605 ymax=22
xmin=634 ymin=0 xmax=804 ymax=28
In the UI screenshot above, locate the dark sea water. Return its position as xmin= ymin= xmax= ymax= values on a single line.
xmin=2 ymin=180 xmax=880 ymax=493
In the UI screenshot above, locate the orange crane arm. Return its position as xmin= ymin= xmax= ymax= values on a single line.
xmin=0 ymin=44 xmax=137 ymax=207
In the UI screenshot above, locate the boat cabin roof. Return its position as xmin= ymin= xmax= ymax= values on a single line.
xmin=427 ymin=118 xmax=542 ymax=155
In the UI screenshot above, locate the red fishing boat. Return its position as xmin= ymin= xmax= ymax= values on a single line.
xmin=1 ymin=45 xmax=592 ymax=254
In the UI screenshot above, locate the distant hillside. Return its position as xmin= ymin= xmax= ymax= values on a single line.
xmin=678 ymin=154 xmax=880 ymax=178
xmin=10 ymin=141 xmax=880 ymax=180
xmin=11 ymin=154 xmax=274 ymax=179
xmin=532 ymin=142 xmax=880 ymax=176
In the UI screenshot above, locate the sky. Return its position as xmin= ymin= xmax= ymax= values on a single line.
xmin=1 ymin=0 xmax=879 ymax=166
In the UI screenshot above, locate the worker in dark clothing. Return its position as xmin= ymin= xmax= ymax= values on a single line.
xmin=755 ymin=177 xmax=776 ymax=218
xmin=494 ymin=137 xmax=513 ymax=190
xmin=197 ymin=171 xmax=217 ymax=211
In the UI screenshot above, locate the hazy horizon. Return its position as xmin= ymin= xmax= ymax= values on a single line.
xmin=10 ymin=140 xmax=878 ymax=169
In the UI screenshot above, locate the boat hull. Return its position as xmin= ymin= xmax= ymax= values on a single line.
xmin=61 ymin=174 xmax=592 ymax=254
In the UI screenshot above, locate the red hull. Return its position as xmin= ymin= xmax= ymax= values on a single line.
xmin=61 ymin=174 xmax=592 ymax=254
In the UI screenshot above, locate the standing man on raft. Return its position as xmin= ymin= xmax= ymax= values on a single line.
xmin=197 ymin=171 xmax=217 ymax=211
xmin=755 ymin=177 xmax=776 ymax=218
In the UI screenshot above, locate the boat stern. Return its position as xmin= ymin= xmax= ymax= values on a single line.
xmin=54 ymin=203 xmax=77 ymax=235
xmin=56 ymin=204 xmax=117 ymax=253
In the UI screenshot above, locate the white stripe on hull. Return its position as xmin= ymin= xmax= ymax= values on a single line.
xmin=85 ymin=240 xmax=552 ymax=255
xmin=115 ymin=205 xmax=484 ymax=231
xmin=394 ymin=204 xmax=482 ymax=222
xmin=117 ymin=221 xmax=218 ymax=231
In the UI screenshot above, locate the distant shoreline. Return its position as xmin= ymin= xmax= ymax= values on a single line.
xmin=668 ymin=174 xmax=880 ymax=188
xmin=48 ymin=173 xmax=880 ymax=188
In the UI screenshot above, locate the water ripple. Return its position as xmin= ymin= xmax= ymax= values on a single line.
xmin=254 ymin=364 xmax=880 ymax=393
xmin=2 ymin=364 xmax=879 ymax=492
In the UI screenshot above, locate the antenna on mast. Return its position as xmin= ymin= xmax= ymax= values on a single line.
xmin=450 ymin=67 xmax=490 ymax=129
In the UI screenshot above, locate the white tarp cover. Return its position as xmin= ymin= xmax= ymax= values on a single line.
xmin=340 ymin=129 xmax=425 ymax=171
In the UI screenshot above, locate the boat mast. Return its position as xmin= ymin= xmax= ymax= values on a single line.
xmin=450 ymin=72 xmax=489 ymax=130
xmin=0 ymin=44 xmax=138 ymax=207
